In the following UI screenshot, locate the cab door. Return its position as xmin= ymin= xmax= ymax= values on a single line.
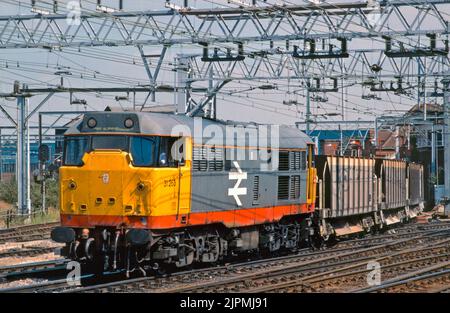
xmin=150 ymin=137 xmax=191 ymax=224
xmin=306 ymin=143 xmax=317 ymax=211
xmin=174 ymin=137 xmax=191 ymax=222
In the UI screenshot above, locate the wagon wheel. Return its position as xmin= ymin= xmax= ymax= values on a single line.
xmin=324 ymin=234 xmax=338 ymax=247
xmin=364 ymin=225 xmax=372 ymax=234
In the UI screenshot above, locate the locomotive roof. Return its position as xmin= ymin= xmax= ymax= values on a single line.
xmin=65 ymin=111 xmax=313 ymax=149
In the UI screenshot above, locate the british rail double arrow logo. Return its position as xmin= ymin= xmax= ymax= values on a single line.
xmin=228 ymin=161 xmax=247 ymax=206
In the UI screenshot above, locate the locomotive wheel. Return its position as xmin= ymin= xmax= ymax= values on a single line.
xmin=310 ymin=234 xmax=324 ymax=250
xmin=88 ymin=250 xmax=106 ymax=276
xmin=153 ymin=263 xmax=176 ymax=276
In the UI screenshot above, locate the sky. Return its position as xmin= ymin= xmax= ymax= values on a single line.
xmin=0 ymin=0 xmax=449 ymax=139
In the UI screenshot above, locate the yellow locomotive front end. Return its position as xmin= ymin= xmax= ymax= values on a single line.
xmin=51 ymin=112 xmax=191 ymax=273
xmin=59 ymin=141 xmax=191 ymax=229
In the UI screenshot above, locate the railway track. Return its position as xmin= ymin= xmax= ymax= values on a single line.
xmin=0 ymin=222 xmax=59 ymax=244
xmin=59 ymin=227 xmax=450 ymax=293
xmin=154 ymin=232 xmax=450 ymax=293
xmin=0 ymin=259 xmax=67 ymax=279
xmin=327 ymin=221 xmax=450 ymax=248
xmin=0 ymin=243 xmax=372 ymax=293
xmin=354 ymin=264 xmax=450 ymax=293
xmin=245 ymin=239 xmax=450 ymax=293
xmin=0 ymin=246 xmax=58 ymax=259
xmin=0 ymin=237 xmax=393 ymax=293
xmin=2 ymin=222 xmax=449 ymax=293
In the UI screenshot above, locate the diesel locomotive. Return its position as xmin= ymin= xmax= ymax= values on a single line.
xmin=51 ymin=111 xmax=424 ymax=274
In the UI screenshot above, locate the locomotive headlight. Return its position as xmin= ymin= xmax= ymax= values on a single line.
xmin=87 ymin=117 xmax=97 ymax=128
xmin=124 ymin=118 xmax=134 ymax=128
xmin=68 ymin=180 xmax=77 ymax=190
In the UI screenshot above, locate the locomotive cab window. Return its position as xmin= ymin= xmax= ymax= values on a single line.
xmin=92 ymin=135 xmax=128 ymax=151
xmin=130 ymin=136 xmax=180 ymax=168
xmin=64 ymin=136 xmax=89 ymax=166
xmin=63 ymin=135 xmax=183 ymax=168
xmin=159 ymin=137 xmax=180 ymax=167
xmin=130 ymin=136 xmax=157 ymax=167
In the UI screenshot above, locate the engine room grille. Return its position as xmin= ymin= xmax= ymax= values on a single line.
xmin=290 ymin=175 xmax=300 ymax=199
xmin=208 ymin=146 xmax=224 ymax=171
xmin=193 ymin=146 xmax=207 ymax=171
xmin=279 ymin=151 xmax=289 ymax=171
xmin=289 ymin=151 xmax=300 ymax=170
xmin=287 ymin=151 xmax=307 ymax=170
xmin=278 ymin=176 xmax=290 ymax=200
xmin=253 ymin=175 xmax=260 ymax=204
xmin=300 ymin=151 xmax=307 ymax=170
xmin=193 ymin=145 xmax=223 ymax=171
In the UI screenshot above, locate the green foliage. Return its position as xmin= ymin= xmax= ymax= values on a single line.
xmin=0 ymin=179 xmax=17 ymax=204
xmin=0 ymin=179 xmax=59 ymax=210
xmin=45 ymin=180 xmax=59 ymax=209
xmin=31 ymin=179 xmax=59 ymax=209
xmin=0 ymin=207 xmax=60 ymax=228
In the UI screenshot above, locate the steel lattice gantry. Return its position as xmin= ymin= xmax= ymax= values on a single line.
xmin=1 ymin=0 xmax=450 ymax=115
xmin=172 ymin=47 xmax=449 ymax=115
xmin=0 ymin=0 xmax=449 ymax=49
xmin=182 ymin=49 xmax=450 ymax=82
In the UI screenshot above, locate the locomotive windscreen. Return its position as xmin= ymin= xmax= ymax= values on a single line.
xmin=129 ymin=136 xmax=158 ymax=167
xmin=63 ymin=135 xmax=178 ymax=167
xmin=91 ymin=136 xmax=128 ymax=150
xmin=64 ymin=136 xmax=89 ymax=166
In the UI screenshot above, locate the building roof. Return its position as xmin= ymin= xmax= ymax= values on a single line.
xmin=308 ymin=129 xmax=371 ymax=141
xmin=406 ymin=102 xmax=443 ymax=116
xmin=376 ymin=128 xmax=408 ymax=150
